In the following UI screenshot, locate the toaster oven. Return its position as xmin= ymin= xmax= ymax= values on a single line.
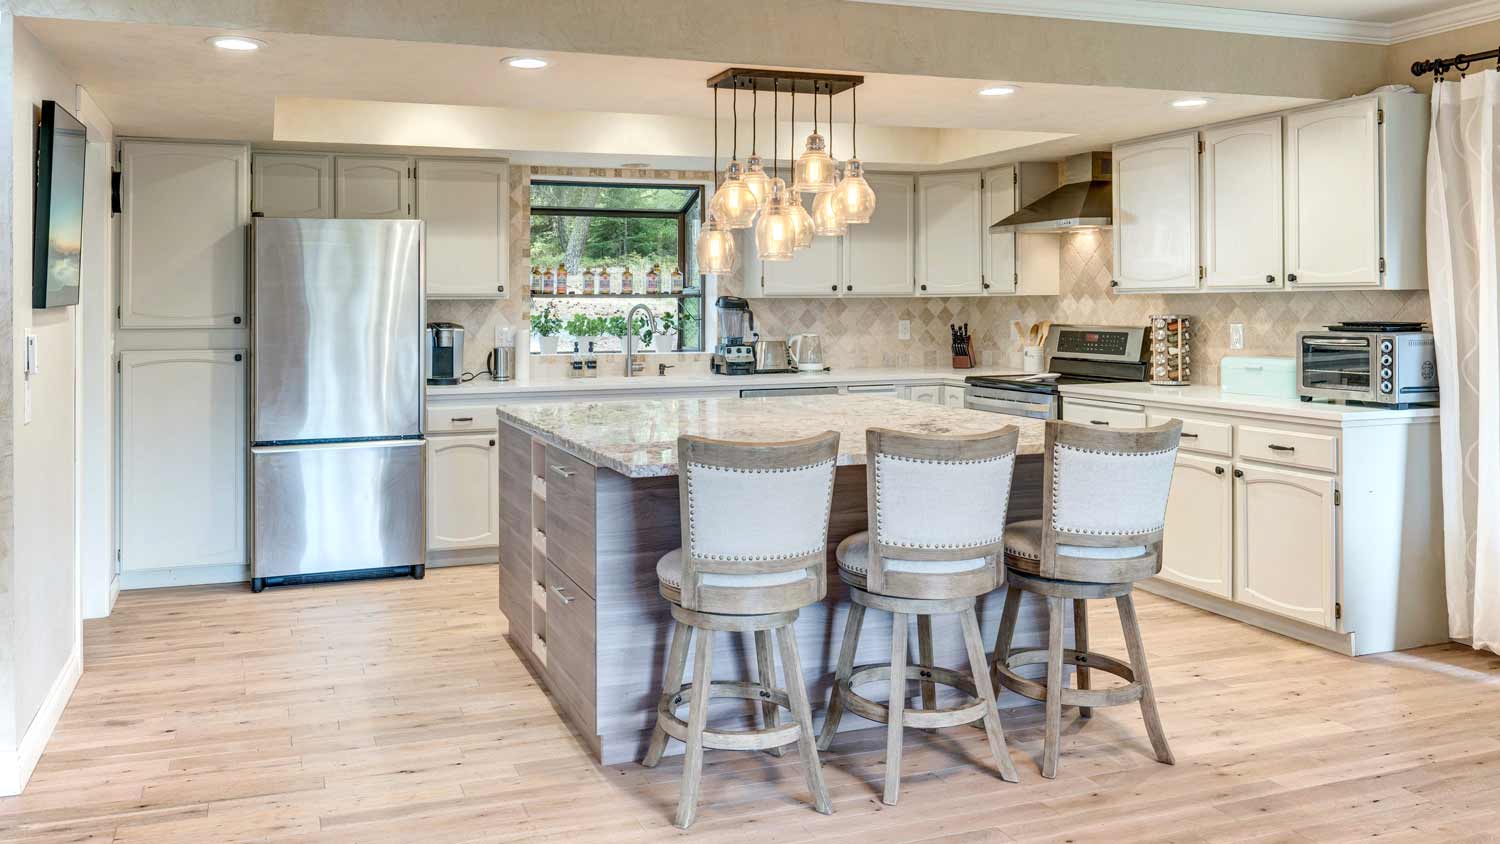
xmin=1296 ymin=328 xmax=1438 ymax=407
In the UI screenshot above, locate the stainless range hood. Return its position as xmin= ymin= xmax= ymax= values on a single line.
xmin=990 ymin=152 xmax=1111 ymax=233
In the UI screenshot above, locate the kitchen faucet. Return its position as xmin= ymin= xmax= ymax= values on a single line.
xmin=624 ymin=304 xmax=657 ymax=378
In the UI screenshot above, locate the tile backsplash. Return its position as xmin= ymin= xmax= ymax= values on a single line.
xmin=434 ymin=168 xmax=1430 ymax=385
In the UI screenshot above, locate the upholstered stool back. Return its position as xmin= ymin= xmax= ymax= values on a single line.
xmin=672 ymin=431 xmax=840 ymax=614
xmin=1038 ymin=420 xmax=1181 ymax=583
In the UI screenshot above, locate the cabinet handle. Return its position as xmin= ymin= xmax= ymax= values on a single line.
xmin=1179 ymin=432 xmax=1198 ymax=438
xmin=1215 ymin=465 xmax=1225 ymax=475
xmin=1287 ymin=273 xmax=1298 ymax=283
xmin=1089 ymin=420 xmax=1110 ymax=426
xmin=1234 ymin=468 xmax=1245 ymax=478
xmin=550 ymin=584 xmax=575 ymax=605
xmin=550 ymin=464 xmax=576 ymax=479
xmin=1267 ymin=444 xmax=1296 ymax=452
xmin=451 ymin=416 xmax=474 ymax=422
xmin=1265 ymin=275 xmax=1276 ymax=284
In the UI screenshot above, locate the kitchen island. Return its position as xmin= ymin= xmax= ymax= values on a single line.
xmin=495 ymin=395 xmax=1049 ymax=764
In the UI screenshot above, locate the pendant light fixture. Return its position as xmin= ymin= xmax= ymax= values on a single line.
xmin=836 ymin=83 xmax=877 ymax=225
xmin=811 ymin=87 xmax=849 ymax=237
xmin=755 ymin=78 xmax=795 ymax=261
xmin=696 ymin=86 xmax=738 ymax=274
xmin=794 ymin=82 xmax=837 ymax=194
xmin=711 ymin=82 xmax=759 ymax=229
xmin=786 ymin=87 xmax=816 ymax=249
xmin=741 ymin=85 xmax=770 ymax=207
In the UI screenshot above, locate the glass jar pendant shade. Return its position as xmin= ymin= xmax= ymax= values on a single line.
xmin=755 ymin=179 xmax=795 ymax=261
xmin=811 ymin=183 xmax=848 ymax=236
xmin=835 ymin=158 xmax=877 ymax=224
xmin=696 ymin=213 xmax=738 ymax=274
xmin=712 ymin=159 xmax=759 ymax=229
xmin=742 ymin=153 xmax=770 ymax=207
xmin=794 ymin=130 xmax=837 ymax=193
xmin=787 ymin=192 xmax=815 ymax=248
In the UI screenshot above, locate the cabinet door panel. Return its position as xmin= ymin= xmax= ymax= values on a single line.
xmin=252 ymin=153 xmax=334 ymax=218
xmin=743 ymin=198 xmax=842 ymax=297
xmin=417 ymin=159 xmax=510 ymax=298
xmin=120 ymin=350 xmax=246 ymax=570
xmin=336 ymin=156 xmax=412 ymax=219
xmin=916 ymin=172 xmax=983 ymax=295
xmin=1202 ymin=118 xmax=1283 ymax=289
xmin=119 ymin=141 xmax=249 ymax=328
xmin=1113 ymin=132 xmax=1199 ymax=291
xmin=982 ymin=165 xmax=1018 ymax=294
xmin=428 ymin=434 xmax=501 ymax=550
xmin=1234 ymin=463 xmax=1337 ymax=628
xmin=1159 ymin=454 xmax=1233 ymax=598
xmin=1284 ymin=98 xmax=1379 ymax=288
xmin=844 ymin=173 xmax=914 ymax=295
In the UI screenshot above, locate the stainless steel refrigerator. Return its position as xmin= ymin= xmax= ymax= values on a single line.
xmin=249 ymin=218 xmax=426 ymax=592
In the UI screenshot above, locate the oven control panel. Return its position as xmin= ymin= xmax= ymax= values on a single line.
xmin=1048 ymin=326 xmax=1147 ymax=362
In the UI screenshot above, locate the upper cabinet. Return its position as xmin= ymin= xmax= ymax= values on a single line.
xmin=416 ymin=159 xmax=512 ymax=299
xmin=335 ymin=155 xmax=413 ymax=219
xmin=742 ymin=196 xmax=844 ymax=298
xmin=916 ymin=171 xmax=983 ymax=296
xmin=1202 ymin=117 xmax=1283 ymax=290
xmin=119 ymin=140 xmax=250 ymax=329
xmin=252 ymin=153 xmax=334 ymax=218
xmin=982 ymin=163 xmax=1061 ymax=296
xmin=843 ymin=173 xmax=915 ymax=296
xmin=1112 ymin=131 xmax=1200 ymax=292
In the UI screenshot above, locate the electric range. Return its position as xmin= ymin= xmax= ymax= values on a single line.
xmin=964 ymin=324 xmax=1151 ymax=419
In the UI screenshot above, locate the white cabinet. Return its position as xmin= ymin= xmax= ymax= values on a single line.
xmin=942 ymin=386 xmax=966 ymax=409
xmin=843 ymin=173 xmax=914 ymax=296
xmin=1112 ymin=132 xmax=1200 ymax=292
xmin=427 ymin=434 xmax=501 ymax=551
xmin=1284 ymin=98 xmax=1378 ymax=289
xmin=416 ymin=159 xmax=511 ymax=299
xmin=742 ymin=206 xmax=844 ymax=297
xmin=1159 ymin=454 xmax=1233 ymax=598
xmin=1233 ymin=463 xmax=1337 ymax=628
xmin=119 ymin=350 xmax=246 ymax=571
xmin=1201 ymin=117 xmax=1283 ymax=290
xmin=1061 ymin=397 xmax=1148 ymax=428
xmin=916 ymin=172 xmax=983 ymax=296
xmin=252 ymin=153 xmax=334 ymax=218
xmin=905 ymin=385 xmax=941 ymax=404
xmin=336 ymin=155 xmax=413 ymax=218
xmin=982 ymin=164 xmax=1061 ymax=296
xmin=118 ymin=140 xmax=250 ymax=329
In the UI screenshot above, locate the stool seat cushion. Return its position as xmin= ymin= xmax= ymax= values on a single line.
xmin=835 ymin=531 xmax=988 ymax=581
xmin=1002 ymin=519 xmax=1149 ymax=572
xmin=656 ymin=548 xmax=812 ymax=591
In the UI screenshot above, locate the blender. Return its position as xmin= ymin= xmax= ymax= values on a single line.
xmin=711 ymin=296 xmax=757 ymax=375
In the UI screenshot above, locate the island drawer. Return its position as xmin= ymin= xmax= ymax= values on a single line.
xmin=428 ymin=405 xmax=498 ymax=433
xmin=1238 ymin=424 xmax=1338 ymax=473
xmin=543 ymin=446 xmax=597 ymax=595
xmin=545 ymin=560 xmax=597 ymax=733
xmin=1148 ymin=412 xmax=1233 ymax=457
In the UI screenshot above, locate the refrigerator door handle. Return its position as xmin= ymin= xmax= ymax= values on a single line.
xmin=251 ymin=439 xmax=425 ymax=455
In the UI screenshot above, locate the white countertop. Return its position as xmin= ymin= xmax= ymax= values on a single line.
xmin=1057 ymin=382 xmax=1441 ymax=424
xmin=496 ymin=394 xmax=1046 ymax=477
xmin=430 ymin=366 xmax=1023 ymax=401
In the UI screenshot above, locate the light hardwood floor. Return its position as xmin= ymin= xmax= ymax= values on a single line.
xmin=4 ymin=566 xmax=1500 ymax=843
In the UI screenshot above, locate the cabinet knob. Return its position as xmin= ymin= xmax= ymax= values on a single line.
xmin=1215 ymin=465 xmax=1225 ymax=475
xmin=497 ymin=285 xmax=505 ymax=293
xmin=831 ymin=284 xmax=838 ymax=292
xmin=489 ymin=439 xmax=496 ymax=447
xmin=1233 ymin=468 xmax=1245 ymax=478
xmin=1287 ymin=273 xmax=1298 ymax=283
xmin=846 ymin=285 xmax=853 ymax=292
xmin=234 ymin=353 xmax=243 ymax=362
xmin=982 ymin=282 xmax=991 ymax=290
xmin=920 ymin=284 xmax=928 ymax=291
xmin=1266 ymin=275 xmax=1276 ymax=284
xmin=233 ymin=316 xmax=242 ymax=324
xmin=1110 ymin=280 xmax=1119 ymax=288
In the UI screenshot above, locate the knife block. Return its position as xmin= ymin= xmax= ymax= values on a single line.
xmin=952 ymin=355 xmax=974 ymax=369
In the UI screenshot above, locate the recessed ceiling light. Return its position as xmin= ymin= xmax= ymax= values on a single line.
xmin=978 ymin=85 xmax=1019 ymax=97
xmin=1171 ymin=96 xmax=1213 ymax=109
xmin=504 ymin=56 xmax=548 ymax=70
xmin=206 ymin=35 xmax=265 ymax=52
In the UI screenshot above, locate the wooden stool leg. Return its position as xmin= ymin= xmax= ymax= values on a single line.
xmin=1042 ymin=596 xmax=1066 ymax=779
xmin=754 ymin=629 xmax=784 ymax=757
xmin=1073 ymin=598 xmax=1092 ymax=719
xmin=917 ymin=614 xmax=937 ymax=717
xmin=643 ymin=620 xmax=693 ymax=768
xmin=818 ymin=602 xmax=865 ymax=752
xmin=1117 ymin=592 xmax=1175 ymax=766
xmin=675 ymin=628 xmax=715 ymax=829
xmin=991 ymin=584 xmax=1023 ymax=695
xmin=959 ymin=606 xmax=1020 ymax=783
xmin=776 ymin=624 xmax=834 ymax=815
xmin=883 ymin=611 xmax=908 ymax=805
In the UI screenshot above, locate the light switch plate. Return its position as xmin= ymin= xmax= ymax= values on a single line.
xmin=898 ymin=320 xmax=911 ymax=341
xmin=23 ymin=333 xmax=38 ymax=375
xmin=1229 ymin=323 xmax=1245 ymax=350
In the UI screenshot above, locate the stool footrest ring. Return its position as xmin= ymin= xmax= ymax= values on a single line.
xmin=995 ymin=647 xmax=1142 ymax=709
xmin=657 ymin=680 xmax=802 ymax=751
xmin=839 ymin=662 xmax=990 ymax=730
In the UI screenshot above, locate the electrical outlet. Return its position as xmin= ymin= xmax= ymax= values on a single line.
xmin=897 ymin=320 xmax=911 ymax=341
xmin=1229 ymin=322 xmax=1245 ymax=350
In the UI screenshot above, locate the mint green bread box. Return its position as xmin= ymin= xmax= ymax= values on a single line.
xmin=1220 ymin=356 xmax=1297 ymax=399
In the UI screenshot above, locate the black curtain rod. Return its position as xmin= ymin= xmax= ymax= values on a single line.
xmin=1412 ymin=48 xmax=1500 ymax=78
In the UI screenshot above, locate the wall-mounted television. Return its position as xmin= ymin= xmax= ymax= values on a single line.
xmin=32 ymin=99 xmax=86 ymax=309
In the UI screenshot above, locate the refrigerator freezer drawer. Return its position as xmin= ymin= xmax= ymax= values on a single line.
xmin=251 ymin=439 xmax=425 ymax=579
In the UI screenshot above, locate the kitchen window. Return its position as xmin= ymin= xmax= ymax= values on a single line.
xmin=528 ymin=181 xmax=706 ymax=353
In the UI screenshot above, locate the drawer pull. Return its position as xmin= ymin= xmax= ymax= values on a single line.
xmin=550 ymin=584 xmax=576 ymax=605
xmin=1089 ymin=420 xmax=1110 ymax=426
xmin=1180 ymin=432 xmax=1198 ymax=438
xmin=550 ymin=464 xmax=577 ymax=479
xmin=1215 ymin=466 xmax=1225 ymax=475
xmin=451 ymin=416 xmax=474 ymax=422
xmin=1267 ymin=444 xmax=1296 ymax=452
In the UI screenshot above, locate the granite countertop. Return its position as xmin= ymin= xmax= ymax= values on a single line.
xmin=497 ymin=394 xmax=1046 ymax=477
xmin=430 ymin=366 xmax=1025 ymax=400
xmin=1057 ymin=382 xmax=1441 ymax=424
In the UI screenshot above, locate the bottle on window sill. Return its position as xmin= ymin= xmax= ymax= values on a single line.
xmin=530 ymin=266 xmax=543 ymax=295
xmin=580 ymin=267 xmax=595 ymax=295
xmin=646 ymin=264 xmax=661 ymax=294
xmin=555 ymin=263 xmax=569 ymax=296
xmin=542 ymin=267 xmax=555 ymax=295
xmin=598 ymin=268 xmax=612 ymax=295
xmin=622 ymin=268 xmax=635 ymax=295
xmin=670 ymin=267 xmax=684 ymax=294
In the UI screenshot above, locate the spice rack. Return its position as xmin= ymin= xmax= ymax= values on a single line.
xmin=1150 ymin=315 xmax=1191 ymax=386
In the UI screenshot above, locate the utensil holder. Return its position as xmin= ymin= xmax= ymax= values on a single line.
xmin=1150 ymin=314 xmax=1191 ymax=385
xmin=1022 ymin=346 xmax=1045 ymax=374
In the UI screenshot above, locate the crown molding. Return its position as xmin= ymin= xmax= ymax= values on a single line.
xmin=847 ymin=0 xmax=1500 ymax=46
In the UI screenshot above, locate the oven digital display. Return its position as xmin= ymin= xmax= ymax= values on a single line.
xmin=1055 ymin=330 xmax=1129 ymax=356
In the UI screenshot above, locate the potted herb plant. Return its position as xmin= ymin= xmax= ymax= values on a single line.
xmin=657 ymin=312 xmax=680 ymax=353
xmin=604 ymin=314 xmax=630 ymax=350
xmin=531 ymin=303 xmax=563 ymax=355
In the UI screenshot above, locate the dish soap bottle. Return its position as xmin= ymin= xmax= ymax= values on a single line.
xmin=569 ymin=342 xmax=584 ymax=378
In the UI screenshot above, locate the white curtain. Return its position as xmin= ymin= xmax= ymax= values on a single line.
xmin=1427 ymin=74 xmax=1500 ymax=653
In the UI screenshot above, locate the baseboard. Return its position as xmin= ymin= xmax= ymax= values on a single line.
xmin=120 ymin=564 xmax=250 ymax=590
xmin=0 ymin=645 xmax=82 ymax=796
xmin=427 ymin=547 xmax=498 ymax=568
xmin=1138 ymin=579 xmax=1356 ymax=656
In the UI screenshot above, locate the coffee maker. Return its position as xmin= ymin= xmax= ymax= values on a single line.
xmin=425 ymin=322 xmax=465 ymax=385
xmin=711 ymin=296 xmax=757 ymax=375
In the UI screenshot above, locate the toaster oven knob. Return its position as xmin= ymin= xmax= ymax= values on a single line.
xmin=1380 ymin=354 xmax=1393 ymax=366
xmin=1381 ymin=367 xmax=1393 ymax=380
xmin=1380 ymin=380 xmax=1394 ymax=394
xmin=1380 ymin=339 xmax=1394 ymax=353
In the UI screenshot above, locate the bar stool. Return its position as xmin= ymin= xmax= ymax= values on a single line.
xmin=992 ymin=419 xmax=1182 ymax=779
xmin=819 ymin=426 xmax=1022 ymax=805
xmin=641 ymin=432 xmax=840 ymax=829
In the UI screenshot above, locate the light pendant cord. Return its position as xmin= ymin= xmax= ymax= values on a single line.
xmin=828 ymin=87 xmax=834 ymax=159
xmin=790 ymin=86 xmax=796 ymax=170
xmin=712 ymin=86 xmax=719 ymax=188
xmin=751 ymin=85 xmax=758 ymax=155
xmin=772 ymin=78 xmax=779 ymax=180
xmin=731 ymin=83 xmax=739 ymax=161
xmin=852 ymin=85 xmax=858 ymax=159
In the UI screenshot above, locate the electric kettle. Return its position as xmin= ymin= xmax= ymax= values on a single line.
xmin=789 ymin=334 xmax=825 ymax=372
